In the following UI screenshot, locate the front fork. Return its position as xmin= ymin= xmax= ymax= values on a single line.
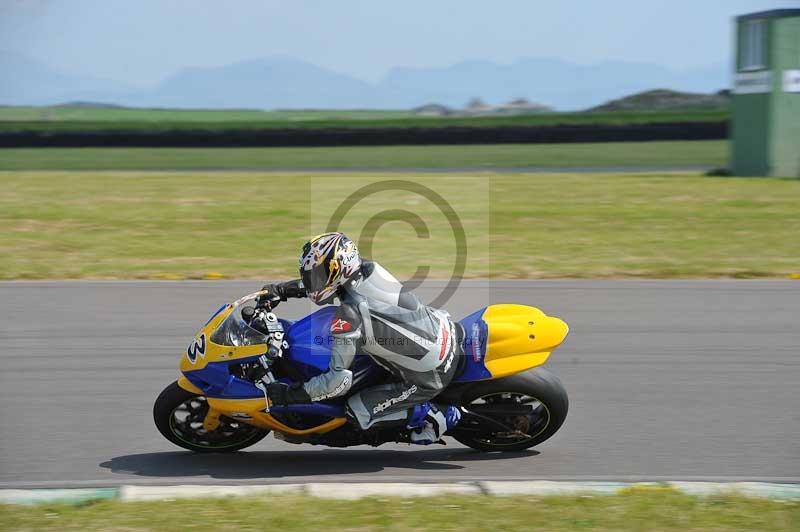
xmin=176 ymin=376 xmax=228 ymax=431
xmin=203 ymin=409 xmax=221 ymax=431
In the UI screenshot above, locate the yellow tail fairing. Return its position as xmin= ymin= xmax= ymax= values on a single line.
xmin=482 ymin=304 xmax=569 ymax=378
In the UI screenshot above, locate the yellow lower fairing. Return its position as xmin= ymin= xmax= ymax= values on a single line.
xmin=481 ymin=304 xmax=569 ymax=378
xmin=206 ymin=397 xmax=347 ymax=435
xmin=177 ymin=376 xmax=204 ymax=394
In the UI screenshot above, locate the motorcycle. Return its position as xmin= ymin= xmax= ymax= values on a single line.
xmin=154 ymin=290 xmax=570 ymax=452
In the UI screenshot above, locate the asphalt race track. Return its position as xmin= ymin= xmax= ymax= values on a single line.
xmin=1 ymin=280 xmax=797 ymax=488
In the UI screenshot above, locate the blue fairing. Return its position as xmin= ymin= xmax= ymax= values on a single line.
xmin=184 ymin=306 xmax=339 ymax=400
xmin=183 ymin=303 xmax=494 ymax=412
xmin=286 ymin=305 xmax=495 ymax=383
xmin=284 ymin=306 xmax=338 ymax=377
xmin=284 ymin=306 xmax=381 ymax=386
xmin=453 ymin=307 xmax=493 ymax=382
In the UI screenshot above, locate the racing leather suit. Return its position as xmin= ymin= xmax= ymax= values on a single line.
xmin=271 ymin=260 xmax=463 ymax=430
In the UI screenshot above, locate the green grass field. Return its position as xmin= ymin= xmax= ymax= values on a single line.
xmin=0 ymin=106 xmax=728 ymax=132
xmin=1 ymin=492 xmax=797 ymax=532
xmin=1 ymin=170 xmax=797 ymax=280
xmin=0 ymin=140 xmax=727 ymax=170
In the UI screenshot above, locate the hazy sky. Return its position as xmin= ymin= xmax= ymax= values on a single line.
xmin=1 ymin=0 xmax=797 ymax=87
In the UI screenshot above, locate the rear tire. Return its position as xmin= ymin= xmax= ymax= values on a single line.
xmin=153 ymin=381 xmax=269 ymax=453
xmin=451 ymin=368 xmax=568 ymax=452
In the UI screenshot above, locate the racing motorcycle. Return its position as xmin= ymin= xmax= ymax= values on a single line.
xmin=154 ymin=290 xmax=570 ymax=452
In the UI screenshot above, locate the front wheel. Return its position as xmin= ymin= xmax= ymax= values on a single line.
xmin=450 ymin=368 xmax=568 ymax=452
xmin=153 ymin=381 xmax=269 ymax=452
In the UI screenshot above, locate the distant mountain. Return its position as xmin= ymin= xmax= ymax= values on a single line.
xmin=141 ymin=55 xmax=373 ymax=109
xmin=590 ymin=89 xmax=730 ymax=112
xmin=0 ymin=51 xmax=134 ymax=106
xmin=376 ymin=58 xmax=729 ymax=110
xmin=0 ymin=52 xmax=730 ymax=110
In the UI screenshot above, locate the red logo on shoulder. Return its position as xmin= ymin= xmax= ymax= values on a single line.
xmin=331 ymin=318 xmax=352 ymax=333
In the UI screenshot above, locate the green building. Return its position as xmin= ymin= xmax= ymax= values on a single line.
xmin=732 ymin=9 xmax=800 ymax=177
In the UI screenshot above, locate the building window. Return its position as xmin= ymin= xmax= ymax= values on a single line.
xmin=740 ymin=19 xmax=767 ymax=71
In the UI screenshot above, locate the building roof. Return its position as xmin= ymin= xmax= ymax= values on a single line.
xmin=737 ymin=9 xmax=800 ymax=22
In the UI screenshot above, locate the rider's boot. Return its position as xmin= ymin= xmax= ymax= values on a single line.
xmin=407 ymin=402 xmax=461 ymax=445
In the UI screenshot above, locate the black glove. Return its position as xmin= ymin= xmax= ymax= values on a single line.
xmin=256 ymin=284 xmax=282 ymax=309
xmin=257 ymin=280 xmax=307 ymax=309
xmin=267 ymin=382 xmax=312 ymax=406
xmin=281 ymin=279 xmax=307 ymax=299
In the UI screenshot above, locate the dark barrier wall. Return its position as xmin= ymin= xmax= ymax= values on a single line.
xmin=0 ymin=122 xmax=727 ymax=148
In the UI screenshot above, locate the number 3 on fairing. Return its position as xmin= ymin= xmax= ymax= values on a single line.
xmin=187 ymin=334 xmax=206 ymax=364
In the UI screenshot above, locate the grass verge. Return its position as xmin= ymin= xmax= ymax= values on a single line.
xmin=1 ymin=492 xmax=797 ymax=532
xmin=0 ymin=141 xmax=727 ymax=171
xmin=0 ymin=171 xmax=798 ymax=280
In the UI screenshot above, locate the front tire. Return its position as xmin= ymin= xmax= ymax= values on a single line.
xmin=451 ymin=368 xmax=568 ymax=452
xmin=153 ymin=381 xmax=269 ymax=452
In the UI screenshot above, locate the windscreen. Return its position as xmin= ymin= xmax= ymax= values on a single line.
xmin=209 ymin=295 xmax=269 ymax=347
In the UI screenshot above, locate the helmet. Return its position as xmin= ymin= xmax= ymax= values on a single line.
xmin=299 ymin=232 xmax=362 ymax=305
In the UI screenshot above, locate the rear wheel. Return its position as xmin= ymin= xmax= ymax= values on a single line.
xmin=451 ymin=368 xmax=568 ymax=452
xmin=153 ymin=381 xmax=269 ymax=452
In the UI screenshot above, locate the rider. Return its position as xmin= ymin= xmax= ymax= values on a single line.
xmin=260 ymin=232 xmax=462 ymax=445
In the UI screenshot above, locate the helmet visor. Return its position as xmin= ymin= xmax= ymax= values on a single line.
xmin=300 ymin=262 xmax=330 ymax=294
